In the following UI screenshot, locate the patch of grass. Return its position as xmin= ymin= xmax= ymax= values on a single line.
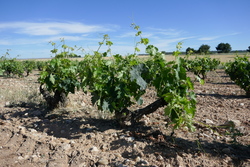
xmin=0 ymin=84 xmax=45 ymax=107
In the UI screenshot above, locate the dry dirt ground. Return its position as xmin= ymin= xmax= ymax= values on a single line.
xmin=0 ymin=70 xmax=249 ymax=167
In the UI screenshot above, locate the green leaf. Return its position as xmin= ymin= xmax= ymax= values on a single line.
xmin=130 ymin=64 xmax=147 ymax=90
xmin=49 ymin=74 xmax=55 ymax=84
xmin=163 ymin=93 xmax=174 ymax=102
xmin=135 ymin=47 xmax=140 ymax=52
xmin=141 ymin=38 xmax=149 ymax=45
xmin=136 ymin=31 xmax=142 ymax=36
xmin=137 ymin=97 xmax=143 ymax=105
xmin=102 ymin=100 xmax=109 ymax=111
xmin=146 ymin=45 xmax=158 ymax=56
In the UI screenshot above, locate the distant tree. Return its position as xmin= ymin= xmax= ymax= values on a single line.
xmin=197 ymin=44 xmax=210 ymax=55
xmin=161 ymin=51 xmax=167 ymax=54
xmin=216 ymin=43 xmax=232 ymax=53
xmin=247 ymin=46 xmax=250 ymax=52
xmin=186 ymin=47 xmax=196 ymax=55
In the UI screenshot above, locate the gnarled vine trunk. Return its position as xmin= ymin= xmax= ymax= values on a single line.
xmin=115 ymin=98 xmax=168 ymax=126
xmin=40 ymin=85 xmax=68 ymax=110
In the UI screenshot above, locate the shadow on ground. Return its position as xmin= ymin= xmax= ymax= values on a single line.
xmin=3 ymin=104 xmax=249 ymax=166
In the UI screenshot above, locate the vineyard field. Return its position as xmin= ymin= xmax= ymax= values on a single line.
xmin=0 ymin=69 xmax=249 ymax=166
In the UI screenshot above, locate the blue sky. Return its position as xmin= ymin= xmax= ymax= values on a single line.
xmin=0 ymin=0 xmax=249 ymax=59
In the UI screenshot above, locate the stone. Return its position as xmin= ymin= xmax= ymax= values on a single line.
xmin=98 ymin=157 xmax=109 ymax=165
xmin=89 ymin=146 xmax=99 ymax=153
xmin=205 ymin=119 xmax=214 ymax=124
xmin=230 ymin=120 xmax=241 ymax=127
xmin=62 ymin=143 xmax=71 ymax=151
xmin=114 ymin=153 xmax=122 ymax=158
xmin=31 ymin=155 xmax=39 ymax=162
xmin=135 ymin=156 xmax=141 ymax=162
xmin=222 ymin=148 xmax=231 ymax=154
xmin=125 ymin=137 xmax=135 ymax=142
xmin=18 ymin=126 xmax=26 ymax=134
xmin=140 ymin=159 xmax=149 ymax=165
xmin=157 ymin=155 xmax=164 ymax=161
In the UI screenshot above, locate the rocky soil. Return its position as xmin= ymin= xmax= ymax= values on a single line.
xmin=0 ymin=70 xmax=249 ymax=167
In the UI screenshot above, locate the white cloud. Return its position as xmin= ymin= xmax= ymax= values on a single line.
xmin=198 ymin=36 xmax=221 ymax=41
xmin=198 ymin=32 xmax=240 ymax=41
xmin=0 ymin=21 xmax=116 ymax=36
xmin=146 ymin=27 xmax=185 ymax=37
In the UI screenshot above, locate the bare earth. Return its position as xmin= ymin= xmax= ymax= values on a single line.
xmin=0 ymin=70 xmax=249 ymax=167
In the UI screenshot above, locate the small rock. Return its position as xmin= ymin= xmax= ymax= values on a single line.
xmin=221 ymin=120 xmax=241 ymax=128
xmin=81 ymin=102 xmax=86 ymax=107
xmin=31 ymin=155 xmax=39 ymax=162
xmin=62 ymin=143 xmax=71 ymax=151
xmin=140 ymin=159 xmax=149 ymax=165
xmin=157 ymin=155 xmax=164 ymax=161
xmin=119 ymin=135 xmax=126 ymax=139
xmin=29 ymin=128 xmax=37 ymax=133
xmin=24 ymin=155 xmax=29 ymax=160
xmin=5 ymin=101 xmax=10 ymax=106
xmin=98 ymin=157 xmax=109 ymax=165
xmin=114 ymin=153 xmax=122 ymax=158
xmin=138 ymin=151 xmax=144 ymax=157
xmin=89 ymin=146 xmax=99 ymax=153
xmin=231 ymin=120 xmax=241 ymax=127
xmin=205 ymin=119 xmax=214 ymax=124
xmin=70 ymin=140 xmax=75 ymax=144
xmin=176 ymin=155 xmax=184 ymax=167
xmin=135 ymin=156 xmax=141 ymax=162
xmin=124 ymin=159 xmax=131 ymax=164
xmin=222 ymin=148 xmax=231 ymax=154
xmin=18 ymin=126 xmax=26 ymax=134
xmin=125 ymin=137 xmax=135 ymax=142
xmin=100 ymin=144 xmax=109 ymax=151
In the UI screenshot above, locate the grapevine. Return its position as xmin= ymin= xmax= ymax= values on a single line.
xmin=78 ymin=25 xmax=197 ymax=131
xmin=37 ymin=24 xmax=197 ymax=131
xmin=225 ymin=56 xmax=250 ymax=97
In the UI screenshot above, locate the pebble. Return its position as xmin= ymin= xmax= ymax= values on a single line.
xmin=222 ymin=148 xmax=231 ymax=154
xmin=135 ymin=156 xmax=141 ymax=162
xmin=125 ymin=137 xmax=135 ymax=142
xmin=157 ymin=155 xmax=164 ymax=161
xmin=140 ymin=159 xmax=149 ymax=165
xmin=100 ymin=143 xmax=109 ymax=151
xmin=205 ymin=119 xmax=214 ymax=124
xmin=98 ymin=157 xmax=109 ymax=165
xmin=18 ymin=126 xmax=26 ymax=134
xmin=61 ymin=143 xmax=71 ymax=151
xmin=230 ymin=119 xmax=241 ymax=127
xmin=29 ymin=128 xmax=37 ymax=133
xmin=113 ymin=153 xmax=122 ymax=158
xmin=18 ymin=156 xmax=24 ymax=160
xmin=89 ymin=146 xmax=99 ymax=153
xmin=5 ymin=101 xmax=10 ymax=106
xmin=31 ymin=155 xmax=39 ymax=162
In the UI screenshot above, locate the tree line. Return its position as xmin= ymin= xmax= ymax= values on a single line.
xmin=185 ymin=43 xmax=250 ymax=55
